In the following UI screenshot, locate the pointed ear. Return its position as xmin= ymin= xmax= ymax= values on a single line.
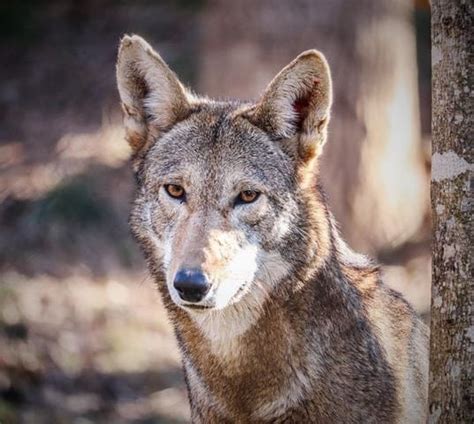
xmin=246 ymin=50 xmax=332 ymax=162
xmin=116 ymin=35 xmax=191 ymax=156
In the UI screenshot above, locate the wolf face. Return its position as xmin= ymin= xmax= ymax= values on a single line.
xmin=116 ymin=35 xmax=332 ymax=314
xmin=134 ymin=113 xmax=299 ymax=311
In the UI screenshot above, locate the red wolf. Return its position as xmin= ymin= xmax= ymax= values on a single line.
xmin=116 ymin=35 xmax=428 ymax=423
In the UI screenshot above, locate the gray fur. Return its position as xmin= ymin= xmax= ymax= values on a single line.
xmin=116 ymin=35 xmax=428 ymax=423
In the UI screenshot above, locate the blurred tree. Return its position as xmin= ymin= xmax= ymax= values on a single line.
xmin=198 ymin=0 xmax=430 ymax=311
xmin=429 ymin=1 xmax=473 ymax=422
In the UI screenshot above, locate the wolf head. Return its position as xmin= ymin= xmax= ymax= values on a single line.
xmin=116 ymin=35 xmax=332 ymax=314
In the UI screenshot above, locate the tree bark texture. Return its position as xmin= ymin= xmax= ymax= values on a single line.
xmin=429 ymin=1 xmax=473 ymax=422
xmin=198 ymin=0 xmax=430 ymax=313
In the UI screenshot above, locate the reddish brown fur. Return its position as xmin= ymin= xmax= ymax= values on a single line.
xmin=116 ymin=35 xmax=429 ymax=423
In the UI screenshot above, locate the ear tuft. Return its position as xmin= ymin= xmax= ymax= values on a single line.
xmin=246 ymin=50 xmax=332 ymax=162
xmin=116 ymin=34 xmax=190 ymax=156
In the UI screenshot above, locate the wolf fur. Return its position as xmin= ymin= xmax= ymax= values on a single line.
xmin=116 ymin=35 xmax=428 ymax=423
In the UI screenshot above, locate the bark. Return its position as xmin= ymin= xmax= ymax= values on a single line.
xmin=198 ymin=0 xmax=430 ymax=312
xmin=429 ymin=1 xmax=473 ymax=422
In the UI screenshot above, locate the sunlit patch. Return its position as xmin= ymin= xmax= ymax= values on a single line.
xmin=0 ymin=142 xmax=24 ymax=168
xmin=211 ymin=243 xmax=259 ymax=309
xmin=0 ymin=123 xmax=130 ymax=202
xmin=56 ymin=123 xmax=130 ymax=167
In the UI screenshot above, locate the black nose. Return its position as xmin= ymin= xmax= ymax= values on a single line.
xmin=173 ymin=269 xmax=210 ymax=303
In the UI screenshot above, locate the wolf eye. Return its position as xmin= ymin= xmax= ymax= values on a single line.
xmin=164 ymin=184 xmax=185 ymax=200
xmin=236 ymin=190 xmax=260 ymax=205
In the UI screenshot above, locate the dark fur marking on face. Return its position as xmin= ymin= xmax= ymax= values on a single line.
xmin=211 ymin=112 xmax=228 ymax=144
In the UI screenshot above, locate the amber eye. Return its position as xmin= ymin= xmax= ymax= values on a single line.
xmin=164 ymin=184 xmax=185 ymax=200
xmin=236 ymin=190 xmax=260 ymax=205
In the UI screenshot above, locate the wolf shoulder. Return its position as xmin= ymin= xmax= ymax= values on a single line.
xmin=357 ymin=268 xmax=429 ymax=423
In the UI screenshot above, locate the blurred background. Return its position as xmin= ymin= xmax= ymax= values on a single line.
xmin=0 ymin=1 xmax=431 ymax=423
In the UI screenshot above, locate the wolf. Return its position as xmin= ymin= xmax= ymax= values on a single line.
xmin=115 ymin=35 xmax=428 ymax=423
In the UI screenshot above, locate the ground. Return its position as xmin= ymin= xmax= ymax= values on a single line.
xmin=0 ymin=271 xmax=190 ymax=424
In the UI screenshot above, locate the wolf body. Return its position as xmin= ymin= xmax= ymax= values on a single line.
xmin=116 ymin=35 xmax=428 ymax=423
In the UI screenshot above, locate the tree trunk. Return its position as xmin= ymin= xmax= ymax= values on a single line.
xmin=429 ymin=1 xmax=473 ymax=422
xmin=198 ymin=0 xmax=430 ymax=313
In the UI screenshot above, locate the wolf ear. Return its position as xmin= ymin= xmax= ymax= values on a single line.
xmin=246 ymin=50 xmax=332 ymax=162
xmin=116 ymin=35 xmax=191 ymax=156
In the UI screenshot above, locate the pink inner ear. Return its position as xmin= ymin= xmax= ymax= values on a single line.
xmin=292 ymin=95 xmax=311 ymax=132
xmin=291 ymin=78 xmax=320 ymax=132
